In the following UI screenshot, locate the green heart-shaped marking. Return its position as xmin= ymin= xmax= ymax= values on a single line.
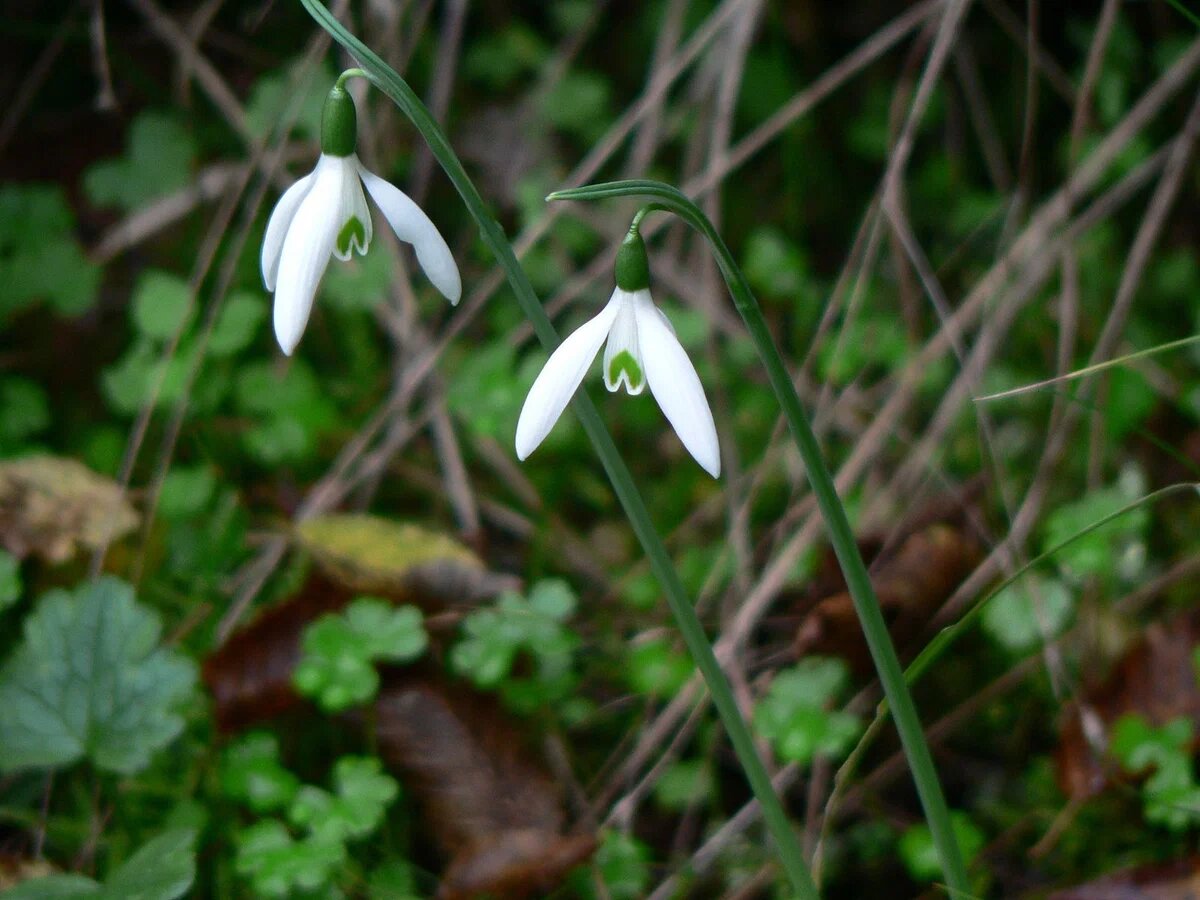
xmin=608 ymin=350 xmax=644 ymax=391
xmin=337 ymin=216 xmax=367 ymax=256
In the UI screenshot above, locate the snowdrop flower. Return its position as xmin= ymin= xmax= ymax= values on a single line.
xmin=515 ymin=226 xmax=720 ymax=477
xmin=261 ymin=78 xmax=461 ymax=355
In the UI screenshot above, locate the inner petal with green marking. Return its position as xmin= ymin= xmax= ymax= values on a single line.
xmin=337 ymin=215 xmax=368 ymax=257
xmin=607 ymin=349 xmax=644 ymax=393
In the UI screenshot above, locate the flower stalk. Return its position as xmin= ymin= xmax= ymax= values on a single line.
xmin=296 ymin=2 xmax=819 ymax=897
xmin=548 ymin=180 xmax=970 ymax=895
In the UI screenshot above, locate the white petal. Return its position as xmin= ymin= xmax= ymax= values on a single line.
xmin=515 ymin=295 xmax=621 ymax=461
xmin=261 ymin=169 xmax=317 ymax=292
xmin=358 ymin=163 xmax=462 ymax=304
xmin=331 ymin=155 xmax=372 ymax=261
xmin=273 ymin=161 xmax=342 ymax=355
xmin=635 ymin=290 xmax=721 ymax=478
xmin=602 ymin=289 xmax=645 ymax=395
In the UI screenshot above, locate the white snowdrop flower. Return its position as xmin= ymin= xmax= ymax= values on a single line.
xmin=260 ymin=79 xmax=461 ymax=355
xmin=515 ymin=227 xmax=720 ymax=477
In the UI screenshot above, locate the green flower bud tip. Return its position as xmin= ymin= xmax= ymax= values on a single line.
xmin=321 ymin=85 xmax=358 ymax=158
xmin=615 ymin=226 xmax=650 ymax=291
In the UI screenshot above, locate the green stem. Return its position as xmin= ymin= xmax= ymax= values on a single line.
xmin=549 ymin=180 xmax=970 ymax=894
xmin=296 ymin=4 xmax=818 ymax=896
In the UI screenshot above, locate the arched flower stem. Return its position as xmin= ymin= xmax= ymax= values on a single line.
xmin=297 ymin=3 xmax=820 ymax=897
xmin=550 ymin=180 xmax=969 ymax=895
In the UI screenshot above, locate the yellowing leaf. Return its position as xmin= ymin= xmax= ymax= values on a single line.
xmin=294 ymin=514 xmax=491 ymax=601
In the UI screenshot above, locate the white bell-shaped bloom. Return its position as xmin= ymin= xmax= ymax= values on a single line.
xmin=515 ymin=286 xmax=721 ymax=478
xmin=260 ymin=153 xmax=462 ymax=355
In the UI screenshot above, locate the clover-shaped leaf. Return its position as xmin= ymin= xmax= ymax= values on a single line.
xmin=235 ymin=820 xmax=345 ymax=899
xmin=981 ymin=576 xmax=1074 ymax=653
xmin=220 ymin=732 xmax=301 ymax=814
xmin=84 ymin=113 xmax=196 ymax=212
xmin=899 ymin=813 xmax=985 ymax=882
xmin=753 ymin=658 xmax=862 ymax=765
xmin=293 ymin=599 xmax=428 ymax=712
xmin=450 ymin=580 xmax=580 ymax=711
xmin=1111 ymin=714 xmax=1200 ymax=830
xmin=0 ymin=576 xmax=196 ymax=774
xmin=627 ymin=639 xmax=693 ymax=697
xmin=288 ymin=756 xmax=398 ymax=844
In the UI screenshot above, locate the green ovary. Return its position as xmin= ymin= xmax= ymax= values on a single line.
xmin=337 ymin=216 xmax=367 ymax=256
xmin=608 ymin=350 xmax=643 ymax=391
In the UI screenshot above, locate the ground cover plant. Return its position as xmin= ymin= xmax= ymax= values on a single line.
xmin=3 ymin=0 xmax=1200 ymax=897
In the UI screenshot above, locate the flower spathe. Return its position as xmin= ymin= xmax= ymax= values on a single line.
xmin=261 ymin=81 xmax=461 ymax=355
xmin=515 ymin=284 xmax=721 ymax=478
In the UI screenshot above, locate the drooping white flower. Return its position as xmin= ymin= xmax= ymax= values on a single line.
xmin=515 ymin=229 xmax=720 ymax=478
xmin=260 ymin=81 xmax=461 ymax=355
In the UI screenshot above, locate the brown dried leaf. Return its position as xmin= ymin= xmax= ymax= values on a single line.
xmin=1057 ymin=610 xmax=1200 ymax=800
xmin=294 ymin=514 xmax=511 ymax=607
xmin=0 ymin=456 xmax=138 ymax=563
xmin=795 ymin=524 xmax=982 ymax=673
xmin=1048 ymin=857 xmax=1200 ymax=899
xmin=203 ymin=575 xmax=352 ymax=732
xmin=374 ymin=671 xmax=595 ymax=899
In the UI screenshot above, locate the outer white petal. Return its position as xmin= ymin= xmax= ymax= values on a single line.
xmin=358 ymin=164 xmax=462 ymax=304
xmin=515 ymin=296 xmax=621 ymax=460
xmin=331 ymin=155 xmax=372 ymax=261
xmin=601 ymin=289 xmax=645 ymax=395
xmin=273 ymin=161 xmax=342 ymax=355
xmin=261 ymin=169 xmax=317 ymax=292
xmin=634 ymin=290 xmax=721 ymax=478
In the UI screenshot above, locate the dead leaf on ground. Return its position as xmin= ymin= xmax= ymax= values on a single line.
xmin=1057 ymin=609 xmax=1200 ymax=800
xmin=1048 ymin=856 xmax=1200 ymax=899
xmin=0 ymin=455 xmax=138 ymax=563
xmin=795 ymin=523 xmax=983 ymax=674
xmin=203 ymin=574 xmax=352 ymax=732
xmin=294 ymin=514 xmax=515 ymax=607
xmin=0 ymin=856 xmax=57 ymax=890
xmin=374 ymin=670 xmax=596 ymax=900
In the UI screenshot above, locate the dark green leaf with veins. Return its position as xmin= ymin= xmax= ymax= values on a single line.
xmin=0 ymin=576 xmax=196 ymax=774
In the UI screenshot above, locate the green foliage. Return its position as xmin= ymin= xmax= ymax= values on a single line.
xmin=579 ymin=831 xmax=652 ymax=900
xmin=742 ymin=227 xmax=812 ymax=300
xmin=981 ymin=576 xmax=1074 ymax=653
xmin=235 ymin=821 xmax=345 ymax=899
xmin=293 ymin=598 xmax=428 ymax=711
xmin=538 ymin=71 xmax=612 ymax=142
xmin=232 ymin=756 xmax=399 ymax=898
xmin=654 ymin=758 xmax=714 ymax=811
xmin=0 ymin=377 xmax=50 ymax=452
xmin=463 ymin=23 xmax=546 ymax=89
xmin=1110 ymin=714 xmax=1200 ymax=831
xmin=1040 ymin=481 xmax=1149 ymax=583
xmin=0 ymin=576 xmax=196 ymax=774
xmin=245 ymin=59 xmax=336 ymax=140
xmin=208 ymin=291 xmax=268 ymax=357
xmin=0 ymin=549 xmax=20 ymax=611
xmin=132 ymin=271 xmax=194 ymax=340
xmin=898 ymin=813 xmax=984 ymax=882
xmin=1 ymin=829 xmax=196 ymax=900
xmin=753 ymin=658 xmax=862 ymax=765
xmin=235 ymin=360 xmax=338 ymax=465
xmin=450 ymin=579 xmax=579 ymax=712
xmin=84 ymin=113 xmax=196 ymax=211
xmin=158 ymin=465 xmax=217 ymax=520
xmin=446 ymin=342 xmax=532 ymax=442
xmin=220 ymin=732 xmax=301 ymax=814
xmin=288 ymin=756 xmax=399 ymax=843
xmin=0 ymin=184 xmax=99 ymax=317
xmin=627 ymin=638 xmax=693 ymax=697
